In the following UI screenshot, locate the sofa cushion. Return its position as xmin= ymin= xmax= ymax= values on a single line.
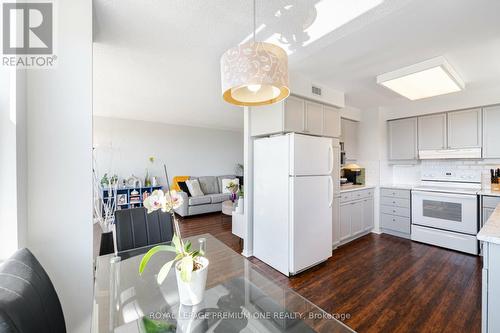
xmin=186 ymin=179 xmax=204 ymax=197
xmin=217 ymin=175 xmax=236 ymax=193
xmin=197 ymin=176 xmax=219 ymax=194
xmin=188 ymin=195 xmax=212 ymax=206
xmin=210 ymin=193 xmax=231 ymax=204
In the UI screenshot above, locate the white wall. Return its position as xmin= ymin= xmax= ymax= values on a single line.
xmin=23 ymin=0 xmax=93 ymax=332
xmin=0 ymin=71 xmax=17 ymax=260
xmin=357 ymin=107 xmax=392 ymax=232
xmin=94 ymin=116 xmax=243 ymax=185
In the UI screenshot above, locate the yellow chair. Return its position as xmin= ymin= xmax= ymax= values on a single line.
xmin=172 ymin=176 xmax=190 ymax=190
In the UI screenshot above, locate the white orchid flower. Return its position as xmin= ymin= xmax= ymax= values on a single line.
xmin=144 ymin=189 xmax=183 ymax=213
xmin=144 ymin=190 xmax=166 ymax=213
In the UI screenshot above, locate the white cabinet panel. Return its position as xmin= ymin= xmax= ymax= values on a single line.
xmin=447 ymin=108 xmax=482 ymax=148
xmin=388 ymin=118 xmax=418 ymax=160
xmin=284 ymin=96 xmax=305 ymax=133
xmin=418 ymin=113 xmax=447 ymax=150
xmin=351 ymin=201 xmax=364 ymax=236
xmin=340 ymin=203 xmax=351 ymax=242
xmin=363 ymin=198 xmax=374 ymax=231
xmin=323 ymin=106 xmax=341 ymax=138
xmin=339 ymin=189 xmax=373 ymax=244
xmin=341 ymin=118 xmax=358 ymax=161
xmin=483 ymin=106 xmax=500 ymax=158
xmin=305 ymin=101 xmax=323 ymax=135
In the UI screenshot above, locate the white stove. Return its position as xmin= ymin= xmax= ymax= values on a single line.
xmin=411 ymin=167 xmax=480 ymax=255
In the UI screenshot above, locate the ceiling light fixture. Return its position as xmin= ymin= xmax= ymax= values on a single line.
xmin=377 ymin=57 xmax=465 ymax=100
xmin=220 ymin=0 xmax=289 ymax=106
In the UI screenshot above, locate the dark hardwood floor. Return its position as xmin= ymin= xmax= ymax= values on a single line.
xmin=178 ymin=212 xmax=482 ymax=333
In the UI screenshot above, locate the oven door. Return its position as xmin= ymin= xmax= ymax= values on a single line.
xmin=411 ymin=190 xmax=478 ymax=235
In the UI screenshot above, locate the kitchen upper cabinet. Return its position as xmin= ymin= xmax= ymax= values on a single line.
xmin=323 ymin=106 xmax=341 ymax=138
xmin=388 ymin=118 xmax=418 ymax=160
xmin=284 ymin=96 xmax=306 ymax=133
xmin=250 ymin=95 xmax=341 ymax=137
xmin=418 ymin=113 xmax=447 ymax=150
xmin=483 ymin=106 xmax=500 ymax=158
xmin=341 ymin=118 xmax=358 ymax=161
xmin=304 ymin=101 xmax=323 ymax=134
xmin=447 ymin=108 xmax=482 ymax=148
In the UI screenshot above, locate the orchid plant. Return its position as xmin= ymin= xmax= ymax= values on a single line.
xmin=138 ymin=189 xmax=205 ymax=284
xmin=226 ymin=180 xmax=239 ymax=194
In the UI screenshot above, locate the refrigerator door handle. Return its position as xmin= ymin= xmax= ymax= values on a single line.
xmin=328 ymin=176 xmax=334 ymax=208
xmin=328 ymin=144 xmax=334 ymax=175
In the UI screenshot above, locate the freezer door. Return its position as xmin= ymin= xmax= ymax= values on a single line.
xmin=290 ymin=176 xmax=333 ymax=274
xmin=289 ymin=134 xmax=333 ymax=176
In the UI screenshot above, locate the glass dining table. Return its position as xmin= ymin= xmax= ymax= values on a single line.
xmin=92 ymin=233 xmax=355 ymax=333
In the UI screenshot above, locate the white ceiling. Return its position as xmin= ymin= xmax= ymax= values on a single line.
xmin=93 ymin=0 xmax=500 ymax=130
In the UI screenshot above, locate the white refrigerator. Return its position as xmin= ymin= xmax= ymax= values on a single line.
xmin=253 ymin=133 xmax=338 ymax=276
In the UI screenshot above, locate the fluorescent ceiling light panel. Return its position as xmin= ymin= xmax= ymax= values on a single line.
xmin=377 ymin=57 xmax=465 ymax=100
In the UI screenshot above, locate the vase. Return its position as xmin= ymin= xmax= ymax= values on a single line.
xmin=175 ymin=257 xmax=209 ymax=306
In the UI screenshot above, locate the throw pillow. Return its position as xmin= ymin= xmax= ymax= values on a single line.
xmin=177 ymin=181 xmax=191 ymax=197
xmin=221 ymin=178 xmax=239 ymax=194
xmin=186 ymin=179 xmax=204 ymax=197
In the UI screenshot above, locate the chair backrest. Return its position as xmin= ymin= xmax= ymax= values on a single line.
xmin=0 ymin=248 xmax=66 ymax=333
xmin=114 ymin=207 xmax=174 ymax=258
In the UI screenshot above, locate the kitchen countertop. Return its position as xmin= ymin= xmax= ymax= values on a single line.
xmin=478 ymin=189 xmax=500 ymax=197
xmin=477 ymin=203 xmax=500 ymax=245
xmin=340 ymin=185 xmax=375 ymax=193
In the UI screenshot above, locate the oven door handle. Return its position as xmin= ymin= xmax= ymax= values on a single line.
xmin=411 ymin=190 xmax=477 ymax=199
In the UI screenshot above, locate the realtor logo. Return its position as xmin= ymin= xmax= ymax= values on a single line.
xmin=2 ymin=1 xmax=57 ymax=68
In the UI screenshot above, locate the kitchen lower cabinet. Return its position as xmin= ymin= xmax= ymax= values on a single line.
xmin=363 ymin=197 xmax=374 ymax=231
xmin=483 ymin=196 xmax=500 ymax=226
xmin=339 ymin=188 xmax=374 ymax=245
xmin=380 ymin=187 xmax=411 ymax=238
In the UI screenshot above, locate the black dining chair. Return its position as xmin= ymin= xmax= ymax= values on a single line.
xmin=0 ymin=248 xmax=66 ymax=333
xmin=114 ymin=207 xmax=175 ymax=259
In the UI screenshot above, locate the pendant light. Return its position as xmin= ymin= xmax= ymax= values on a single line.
xmin=220 ymin=0 xmax=290 ymax=106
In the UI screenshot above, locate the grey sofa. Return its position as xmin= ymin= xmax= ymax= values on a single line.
xmin=175 ymin=175 xmax=236 ymax=217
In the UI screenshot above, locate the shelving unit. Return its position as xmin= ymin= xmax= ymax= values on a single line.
xmin=102 ymin=186 xmax=162 ymax=212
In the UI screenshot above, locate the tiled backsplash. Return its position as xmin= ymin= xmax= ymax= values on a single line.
xmin=392 ymin=160 xmax=500 ymax=185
